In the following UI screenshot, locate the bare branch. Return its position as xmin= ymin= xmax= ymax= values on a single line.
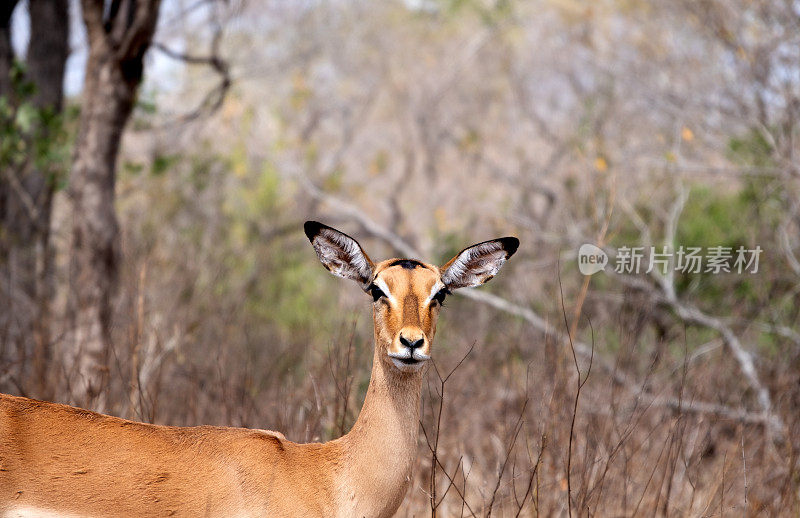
xmin=150 ymin=27 xmax=232 ymax=125
xmin=301 ymin=179 xmax=419 ymax=258
xmin=607 ymin=186 xmax=785 ymax=438
xmin=778 ymin=205 xmax=800 ymax=277
xmin=80 ymin=0 xmax=110 ymax=52
xmin=115 ymin=0 xmax=162 ymax=62
xmin=2 ymin=167 xmax=40 ymax=222
xmin=607 ymin=269 xmax=784 ymax=436
xmin=486 ymin=398 xmax=527 ymax=518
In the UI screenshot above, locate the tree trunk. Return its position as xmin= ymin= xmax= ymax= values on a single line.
xmin=27 ymin=0 xmax=69 ymax=400
xmin=0 ymin=0 xmax=67 ymax=399
xmin=68 ymin=59 xmax=130 ymax=408
xmin=0 ymin=2 xmax=18 ymax=98
xmin=68 ymin=0 xmax=161 ymax=409
xmin=0 ymin=2 xmax=17 ymax=392
xmin=27 ymin=0 xmax=69 ymax=112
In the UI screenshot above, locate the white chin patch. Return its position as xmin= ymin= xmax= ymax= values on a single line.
xmin=390 ymin=358 xmax=427 ymax=372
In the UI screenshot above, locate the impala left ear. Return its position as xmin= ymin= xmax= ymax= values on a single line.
xmin=304 ymin=221 xmax=375 ymax=289
xmin=440 ymin=237 xmax=519 ymax=290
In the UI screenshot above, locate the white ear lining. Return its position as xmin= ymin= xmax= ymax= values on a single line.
xmin=313 ymin=229 xmax=372 ymax=285
xmin=442 ymin=241 xmax=510 ymax=289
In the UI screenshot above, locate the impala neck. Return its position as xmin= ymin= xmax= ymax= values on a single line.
xmin=336 ymin=336 xmax=423 ymax=515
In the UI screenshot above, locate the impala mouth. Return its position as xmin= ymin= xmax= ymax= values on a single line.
xmin=388 ymin=351 xmax=430 ymax=370
xmin=397 ymin=357 xmax=420 ymax=365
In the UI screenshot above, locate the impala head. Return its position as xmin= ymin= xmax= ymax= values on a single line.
xmin=304 ymin=221 xmax=519 ymax=374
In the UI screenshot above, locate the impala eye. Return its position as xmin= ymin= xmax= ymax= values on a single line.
xmin=368 ymin=284 xmax=387 ymax=302
xmin=432 ymin=287 xmax=450 ymax=306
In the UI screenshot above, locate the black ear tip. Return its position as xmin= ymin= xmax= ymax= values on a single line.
xmin=304 ymin=221 xmax=324 ymax=241
xmin=501 ymin=237 xmax=520 ymax=257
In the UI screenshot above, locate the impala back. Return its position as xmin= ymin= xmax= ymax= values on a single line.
xmin=0 ymin=394 xmax=339 ymax=517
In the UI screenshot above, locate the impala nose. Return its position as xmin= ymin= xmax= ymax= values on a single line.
xmin=399 ymin=335 xmax=424 ymax=349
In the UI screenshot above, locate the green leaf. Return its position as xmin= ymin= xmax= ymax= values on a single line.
xmin=15 ymin=103 xmax=37 ymax=133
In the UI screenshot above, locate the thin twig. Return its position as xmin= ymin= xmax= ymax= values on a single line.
xmin=420 ymin=343 xmax=477 ymax=518
xmin=741 ymin=430 xmax=748 ymax=515
xmin=485 ymin=399 xmax=528 ymax=517
xmin=558 ymin=263 xmax=594 ymax=518
xmin=150 ymin=25 xmax=231 ymax=126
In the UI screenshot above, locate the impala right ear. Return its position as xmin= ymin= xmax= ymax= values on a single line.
xmin=440 ymin=237 xmax=519 ymax=290
xmin=304 ymin=221 xmax=375 ymax=289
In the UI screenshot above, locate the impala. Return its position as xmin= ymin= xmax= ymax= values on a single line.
xmin=0 ymin=221 xmax=518 ymax=517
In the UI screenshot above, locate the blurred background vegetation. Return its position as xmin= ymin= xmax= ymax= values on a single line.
xmin=1 ymin=0 xmax=799 ymax=515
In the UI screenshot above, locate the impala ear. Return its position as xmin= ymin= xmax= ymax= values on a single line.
xmin=304 ymin=221 xmax=374 ymax=289
xmin=440 ymin=237 xmax=519 ymax=290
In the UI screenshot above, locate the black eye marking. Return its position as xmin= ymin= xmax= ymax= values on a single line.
xmin=432 ymin=287 xmax=450 ymax=306
xmin=368 ymin=283 xmax=387 ymax=302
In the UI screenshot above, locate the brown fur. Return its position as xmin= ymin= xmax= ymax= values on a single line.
xmin=0 ymin=393 xmax=341 ymax=516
